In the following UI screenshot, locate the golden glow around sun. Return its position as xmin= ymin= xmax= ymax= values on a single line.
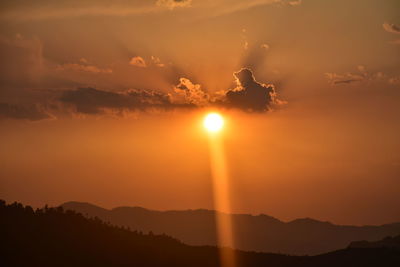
xmin=204 ymin=113 xmax=224 ymax=133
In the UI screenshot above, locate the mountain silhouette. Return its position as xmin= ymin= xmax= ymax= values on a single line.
xmin=2 ymin=200 xmax=400 ymax=267
xmin=349 ymin=235 xmax=400 ymax=250
xmin=61 ymin=201 xmax=400 ymax=255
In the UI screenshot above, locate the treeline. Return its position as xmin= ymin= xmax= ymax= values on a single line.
xmin=0 ymin=200 xmax=222 ymax=266
xmin=1 ymin=200 xmax=399 ymax=267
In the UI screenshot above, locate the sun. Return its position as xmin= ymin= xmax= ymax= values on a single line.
xmin=204 ymin=113 xmax=224 ymax=133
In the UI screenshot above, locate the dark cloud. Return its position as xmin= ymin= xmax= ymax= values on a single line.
xmin=59 ymin=87 xmax=193 ymax=114
xmin=61 ymin=69 xmax=285 ymax=115
xmin=0 ymin=102 xmax=51 ymax=121
xmin=1 ymin=67 xmax=284 ymax=120
xmin=332 ymin=79 xmax=361 ymax=85
xmin=224 ymin=68 xmax=283 ymax=112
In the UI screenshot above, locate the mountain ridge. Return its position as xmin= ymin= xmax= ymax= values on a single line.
xmin=61 ymin=201 xmax=400 ymax=255
xmin=62 ymin=201 xmax=399 ymax=226
xmin=3 ymin=200 xmax=400 ymax=267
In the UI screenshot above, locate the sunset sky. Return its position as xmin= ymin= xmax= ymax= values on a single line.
xmin=1 ymin=0 xmax=399 ymax=226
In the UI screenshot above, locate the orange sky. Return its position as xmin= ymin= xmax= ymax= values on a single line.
xmin=0 ymin=0 xmax=399 ymax=225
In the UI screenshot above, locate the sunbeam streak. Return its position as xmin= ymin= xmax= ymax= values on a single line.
xmin=205 ymin=112 xmax=236 ymax=267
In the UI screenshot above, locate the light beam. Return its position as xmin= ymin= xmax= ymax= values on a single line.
xmin=204 ymin=112 xmax=236 ymax=267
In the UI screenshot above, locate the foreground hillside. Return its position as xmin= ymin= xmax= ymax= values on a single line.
xmin=1 ymin=200 xmax=400 ymax=267
xmin=61 ymin=201 xmax=400 ymax=255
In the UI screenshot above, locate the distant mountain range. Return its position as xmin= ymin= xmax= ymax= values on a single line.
xmin=349 ymin=235 xmax=400 ymax=250
xmin=3 ymin=200 xmax=400 ymax=267
xmin=61 ymin=201 xmax=400 ymax=255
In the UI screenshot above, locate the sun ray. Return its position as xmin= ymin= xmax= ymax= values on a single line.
xmin=204 ymin=112 xmax=236 ymax=267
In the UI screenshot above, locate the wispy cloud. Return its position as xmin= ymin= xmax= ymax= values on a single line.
xmin=260 ymin=43 xmax=270 ymax=50
xmin=325 ymin=65 xmax=398 ymax=86
xmin=205 ymin=0 xmax=302 ymax=18
xmin=383 ymin=22 xmax=400 ymax=34
xmin=0 ymin=6 xmax=157 ymax=21
xmin=56 ymin=62 xmax=112 ymax=74
xmin=287 ymin=0 xmax=302 ymax=6
xmin=151 ymin=56 xmax=166 ymax=67
xmin=0 ymin=0 xmax=302 ymax=21
xmin=0 ymin=102 xmax=51 ymax=121
xmin=383 ymin=22 xmax=400 ymax=45
xmin=173 ymin=78 xmax=209 ymax=106
xmin=129 ymin=56 xmax=147 ymax=68
xmin=156 ymin=0 xmax=192 ymax=9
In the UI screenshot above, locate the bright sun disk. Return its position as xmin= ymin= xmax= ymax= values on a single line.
xmin=204 ymin=113 xmax=224 ymax=133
